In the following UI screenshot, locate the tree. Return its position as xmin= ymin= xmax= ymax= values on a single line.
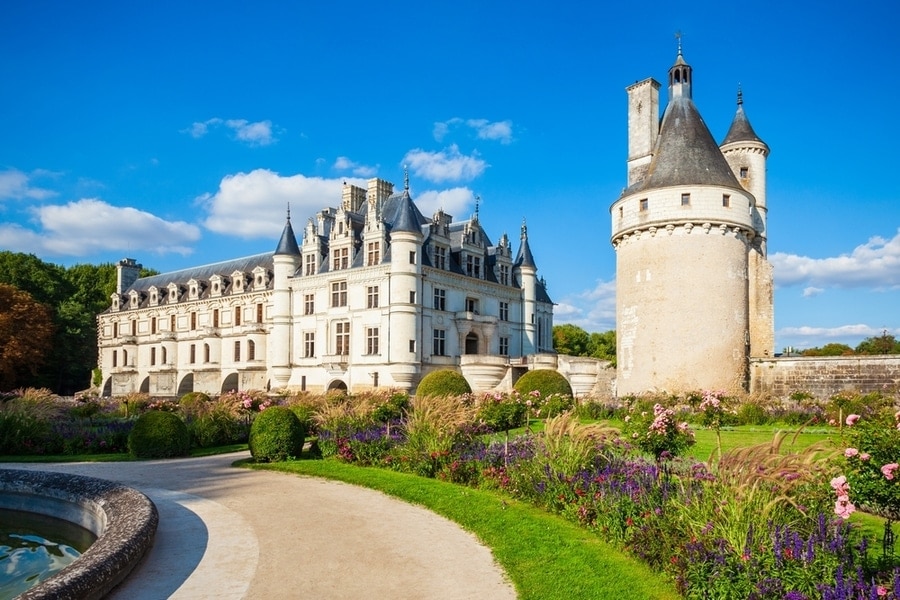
xmin=0 ymin=284 xmax=54 ymax=390
xmin=588 ymin=330 xmax=616 ymax=363
xmin=802 ymin=343 xmax=854 ymax=357
xmin=855 ymin=331 xmax=900 ymax=355
xmin=552 ymin=324 xmax=591 ymax=356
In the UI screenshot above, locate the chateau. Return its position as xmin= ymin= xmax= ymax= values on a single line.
xmin=97 ymin=177 xmax=554 ymax=397
xmin=611 ymin=46 xmax=774 ymax=395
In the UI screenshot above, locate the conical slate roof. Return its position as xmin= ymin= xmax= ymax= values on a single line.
xmin=274 ymin=215 xmax=301 ymax=256
xmin=721 ymin=94 xmax=767 ymax=148
xmin=513 ymin=222 xmax=536 ymax=269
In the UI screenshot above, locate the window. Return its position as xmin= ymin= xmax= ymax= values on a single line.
xmin=131 ymin=319 xmax=137 ymax=335
xmin=248 ymin=340 xmax=256 ymax=361
xmin=499 ymin=264 xmax=510 ymax=286
xmin=331 ymin=281 xmax=347 ymax=307
xmin=304 ymin=332 xmax=315 ymax=358
xmin=366 ymin=327 xmax=379 ymax=355
xmin=466 ymin=297 xmax=478 ymax=313
xmin=304 ymin=294 xmax=315 ymax=315
xmin=681 ymin=193 xmax=691 ymax=206
xmin=499 ymin=301 xmax=509 ymax=321
xmin=499 ymin=336 xmax=509 ymax=356
xmin=234 ymin=341 xmax=241 ymax=362
xmin=257 ymin=303 xmax=263 ymax=323
xmin=235 ymin=307 xmax=242 ymax=326
xmin=465 ymin=255 xmax=481 ymax=278
xmin=190 ymin=344 xmax=196 ymax=364
xmin=191 ymin=312 xmax=197 ymax=330
xmin=723 ymin=194 xmax=731 ymax=207
xmin=639 ymin=198 xmax=648 ymax=211
xmin=123 ymin=349 xmax=128 ymax=366
xmin=740 ymin=166 xmax=749 ymax=178
xmin=619 ymin=206 xmax=623 ymax=218
xmin=367 ymin=242 xmax=380 ymax=266
xmin=112 ymin=350 xmax=117 ymax=368
xmin=434 ymin=246 xmax=447 ymax=270
xmin=170 ymin=315 xmax=176 ymax=331
xmin=409 ymin=340 xmax=416 ymax=353
xmin=335 ymin=321 xmax=350 ymax=355
xmin=150 ymin=347 xmax=156 ymax=366
xmin=161 ymin=347 xmax=167 ymax=364
xmin=333 ymin=247 xmax=349 ymax=270
xmin=113 ymin=322 xmax=118 ymax=338
xmin=409 ymin=290 xmax=416 ymax=304
xmin=433 ymin=288 xmax=446 ymax=311
xmin=409 ymin=250 xmax=416 ymax=264
xmin=151 ymin=317 xmax=157 ymax=334
xmin=433 ymin=329 xmax=446 ymax=356
xmin=204 ymin=343 xmax=210 ymax=362
xmin=367 ymin=286 xmax=379 ymax=309
xmin=304 ymin=254 xmax=316 ymax=276
xmin=213 ymin=309 xmax=219 ymax=328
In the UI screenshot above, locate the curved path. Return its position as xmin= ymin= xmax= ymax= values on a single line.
xmin=2 ymin=452 xmax=516 ymax=599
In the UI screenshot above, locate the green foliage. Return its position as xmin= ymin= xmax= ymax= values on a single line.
xmin=415 ymin=369 xmax=471 ymax=398
xmin=477 ymin=393 xmax=526 ymax=432
xmin=855 ymin=331 xmax=900 ymax=355
xmin=842 ymin=411 xmax=900 ymax=519
xmin=371 ymin=392 xmax=410 ymax=423
xmin=514 ymin=369 xmax=573 ymax=399
xmin=189 ymin=405 xmax=247 ymax=448
xmin=801 ymin=343 xmax=854 ymax=356
xmin=249 ymin=406 xmax=307 ymax=462
xmin=128 ymin=410 xmax=191 ymax=458
xmin=553 ymin=323 xmax=591 ymax=356
xmin=537 ymin=393 xmax=576 ymax=418
xmin=621 ymin=398 xmax=695 ymax=460
xmin=179 ymin=391 xmax=212 ymax=416
xmin=0 ymin=389 xmax=64 ymax=454
xmin=588 ymin=330 xmax=617 ymax=364
xmin=91 ymin=368 xmax=103 ymax=388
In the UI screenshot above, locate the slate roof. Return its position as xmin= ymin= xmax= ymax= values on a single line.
xmin=274 ymin=218 xmax=301 ymax=256
xmin=125 ymin=252 xmax=274 ymax=296
xmin=721 ymin=100 xmax=767 ymax=148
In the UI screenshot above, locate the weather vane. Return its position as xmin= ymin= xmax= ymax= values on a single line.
xmin=675 ymin=30 xmax=683 ymax=55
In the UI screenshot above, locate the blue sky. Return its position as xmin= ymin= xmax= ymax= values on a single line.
xmin=2 ymin=0 xmax=898 ymax=352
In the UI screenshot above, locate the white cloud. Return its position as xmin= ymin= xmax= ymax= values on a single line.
xmin=201 ymin=169 xmax=367 ymax=238
xmin=553 ymin=279 xmax=617 ymax=333
xmin=333 ymin=156 xmax=378 ymax=178
xmin=183 ymin=118 xmax=276 ymax=145
xmin=771 ymin=229 xmax=900 ymax=289
xmin=0 ymin=199 xmax=200 ymax=257
xmin=776 ymin=324 xmax=900 ymax=350
xmin=414 ymin=187 xmax=475 ymax=218
xmin=403 ymin=145 xmax=487 ymax=183
xmin=802 ymin=286 xmax=824 ymax=297
xmin=433 ymin=118 xmax=513 ymax=144
xmin=0 ymin=168 xmax=57 ymax=201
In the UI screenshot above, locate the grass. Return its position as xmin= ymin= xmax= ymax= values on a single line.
xmin=0 ymin=443 xmax=248 ymax=462
xmin=246 ymin=458 xmax=681 ymax=600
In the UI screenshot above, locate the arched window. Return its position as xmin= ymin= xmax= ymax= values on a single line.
xmin=248 ymin=340 xmax=256 ymax=361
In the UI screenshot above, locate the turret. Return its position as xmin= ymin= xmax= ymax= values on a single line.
xmin=271 ymin=207 xmax=301 ymax=389
xmin=513 ymin=219 xmax=537 ymax=354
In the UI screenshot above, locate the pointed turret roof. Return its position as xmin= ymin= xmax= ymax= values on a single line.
xmin=623 ymin=51 xmax=741 ymax=196
xmin=721 ymin=88 xmax=768 ymax=149
xmin=513 ymin=219 xmax=536 ymax=269
xmin=274 ymin=207 xmax=301 ymax=256
xmin=387 ymin=174 xmax=426 ymax=234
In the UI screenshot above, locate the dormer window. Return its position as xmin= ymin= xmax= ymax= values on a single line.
xmin=252 ymin=267 xmax=269 ymax=289
xmin=129 ymin=292 xmax=139 ymax=308
xmin=232 ymin=273 xmax=244 ymax=293
xmin=149 ymin=288 xmax=158 ymax=306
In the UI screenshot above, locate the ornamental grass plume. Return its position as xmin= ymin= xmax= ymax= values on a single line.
xmin=539 ymin=412 xmax=619 ymax=477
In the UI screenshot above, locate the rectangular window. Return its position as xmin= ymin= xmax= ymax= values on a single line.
xmin=367 ymin=242 xmax=380 ymax=266
xmin=465 ymin=255 xmax=481 ymax=278
xmin=331 ymin=281 xmax=347 ymax=307
xmin=619 ymin=206 xmax=624 ymax=218
xmin=499 ymin=301 xmax=509 ymax=321
xmin=332 ymin=247 xmax=349 ymax=270
xmin=304 ymin=332 xmax=315 ymax=358
xmin=723 ymin=194 xmax=731 ymax=207
xmin=499 ymin=336 xmax=509 ymax=356
xmin=151 ymin=317 xmax=157 ymax=334
xmin=335 ymin=321 xmax=350 ymax=355
xmin=367 ymin=285 xmax=379 ymax=309
xmin=434 ymin=246 xmax=447 ymax=270
xmin=432 ymin=329 xmax=446 ymax=356
xmin=257 ymin=303 xmax=263 ymax=323
xmin=113 ymin=322 xmax=118 ymax=338
xmin=433 ymin=288 xmax=446 ymax=311
xmin=191 ymin=312 xmax=197 ymax=330
xmin=409 ymin=250 xmax=416 ymax=264
xmin=190 ymin=344 xmax=196 ymax=364
xmin=466 ymin=297 xmax=478 ymax=313
xmin=112 ymin=350 xmax=117 ymax=367
xmin=170 ymin=315 xmax=176 ymax=331
xmin=499 ymin=264 xmax=510 ymax=286
xmin=409 ymin=290 xmax=416 ymax=304
xmin=150 ymin=347 xmax=156 ymax=366
xmin=639 ymin=198 xmax=648 ymax=211
xmin=204 ymin=344 xmax=210 ymax=362
xmin=304 ymin=253 xmax=316 ymax=276
xmin=366 ymin=327 xmax=379 ymax=355
xmin=740 ymin=166 xmax=749 ymax=178
xmin=681 ymin=193 xmax=691 ymax=206
xmin=213 ymin=309 xmax=219 ymax=328
xmin=304 ymin=294 xmax=315 ymax=315
xmin=234 ymin=341 xmax=241 ymax=362
xmin=235 ymin=307 xmax=242 ymax=326
xmin=409 ymin=340 xmax=416 ymax=353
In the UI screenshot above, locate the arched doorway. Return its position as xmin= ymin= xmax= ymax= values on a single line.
xmin=102 ymin=378 xmax=112 ymax=397
xmin=139 ymin=376 xmax=150 ymax=394
xmin=221 ymin=373 xmax=239 ymax=394
xmin=177 ymin=374 xmax=194 ymax=397
xmin=327 ymin=379 xmax=348 ymax=394
xmin=465 ymin=332 xmax=479 ymax=354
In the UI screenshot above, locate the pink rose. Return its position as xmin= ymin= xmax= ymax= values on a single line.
xmin=860 ymin=453 xmax=871 ymax=461
xmin=881 ymin=463 xmax=899 ymax=480
xmin=846 ymin=414 xmax=860 ymax=426
xmin=830 ymin=475 xmax=848 ymax=492
xmin=844 ymin=448 xmax=859 ymax=458
xmin=834 ymin=496 xmax=856 ymax=520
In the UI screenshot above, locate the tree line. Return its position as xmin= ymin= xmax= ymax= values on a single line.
xmin=789 ymin=331 xmax=900 ymax=357
xmin=0 ymin=251 xmax=156 ymax=394
xmin=551 ymin=324 xmax=616 ymax=365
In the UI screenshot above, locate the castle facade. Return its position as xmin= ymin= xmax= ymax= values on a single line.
xmin=97 ymin=177 xmax=554 ymax=397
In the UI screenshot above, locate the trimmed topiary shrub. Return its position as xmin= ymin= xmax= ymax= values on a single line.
xmin=513 ymin=369 xmax=573 ymax=399
xmin=179 ymin=391 xmax=211 ymax=417
xmin=249 ymin=406 xmax=307 ymax=462
xmin=128 ymin=410 xmax=191 ymax=458
xmin=415 ymin=369 xmax=471 ymax=398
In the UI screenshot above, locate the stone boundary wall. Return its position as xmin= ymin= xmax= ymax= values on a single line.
xmin=749 ymin=355 xmax=900 ymax=399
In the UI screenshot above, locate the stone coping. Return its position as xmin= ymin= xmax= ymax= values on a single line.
xmin=0 ymin=468 xmax=158 ymax=600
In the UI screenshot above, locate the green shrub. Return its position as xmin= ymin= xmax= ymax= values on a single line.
xmin=371 ymin=392 xmax=410 ymax=423
xmin=190 ymin=410 xmax=247 ymax=447
xmin=735 ymin=401 xmax=769 ymax=426
xmin=514 ymin=369 xmax=573 ymax=399
xmin=537 ymin=393 xmax=576 ymax=418
xmin=249 ymin=406 xmax=307 ymax=462
xmin=128 ymin=410 xmax=191 ymax=458
xmin=415 ymin=369 xmax=471 ymax=398
xmin=477 ymin=393 xmax=526 ymax=433
xmin=179 ymin=391 xmax=212 ymax=417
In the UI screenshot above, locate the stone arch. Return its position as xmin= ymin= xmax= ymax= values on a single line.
xmin=102 ymin=377 xmax=112 ymax=397
xmin=327 ymin=379 xmax=348 ymax=393
xmin=465 ymin=332 xmax=479 ymax=355
xmin=139 ymin=376 xmax=150 ymax=394
xmin=221 ymin=372 xmax=239 ymax=394
xmin=177 ymin=374 xmax=194 ymax=397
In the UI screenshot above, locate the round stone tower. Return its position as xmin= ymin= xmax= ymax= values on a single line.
xmin=611 ymin=49 xmax=767 ymax=395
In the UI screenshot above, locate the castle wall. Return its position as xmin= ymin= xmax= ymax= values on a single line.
xmin=749 ymin=355 xmax=900 ymax=399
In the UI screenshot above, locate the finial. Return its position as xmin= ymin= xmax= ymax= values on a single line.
xmin=286 ymin=202 xmax=291 ymax=221
xmin=521 ymin=218 xmax=528 ymax=238
xmin=737 ymin=84 xmax=744 ymax=106
xmin=675 ymin=30 xmax=683 ymax=56
xmin=474 ymin=195 xmax=480 ymax=221
xmin=403 ymin=165 xmax=409 ymax=191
